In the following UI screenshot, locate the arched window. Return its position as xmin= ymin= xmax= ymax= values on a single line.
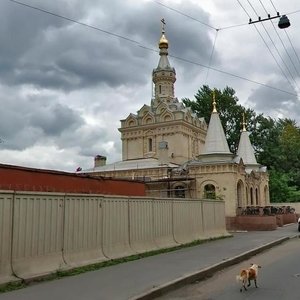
xmin=237 ymin=180 xmax=244 ymax=207
xmin=174 ymin=186 xmax=185 ymax=198
xmin=159 ymin=85 xmax=162 ymax=94
xmin=255 ymin=188 xmax=259 ymax=205
xmin=148 ymin=138 xmax=153 ymax=152
xmin=250 ymin=187 xmax=254 ymax=205
xmin=204 ymin=184 xmax=216 ymax=199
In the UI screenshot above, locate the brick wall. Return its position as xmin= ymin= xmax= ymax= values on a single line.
xmin=0 ymin=163 xmax=145 ymax=196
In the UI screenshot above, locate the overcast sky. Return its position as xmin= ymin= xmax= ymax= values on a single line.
xmin=0 ymin=0 xmax=299 ymax=171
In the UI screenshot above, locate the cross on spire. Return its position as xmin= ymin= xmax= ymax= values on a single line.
xmin=212 ymin=90 xmax=217 ymax=113
xmin=242 ymin=113 xmax=247 ymax=131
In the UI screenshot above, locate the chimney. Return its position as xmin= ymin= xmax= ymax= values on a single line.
xmin=158 ymin=141 xmax=169 ymax=165
xmin=94 ymin=155 xmax=107 ymax=168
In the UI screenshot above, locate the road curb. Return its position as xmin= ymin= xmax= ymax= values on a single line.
xmin=130 ymin=236 xmax=291 ymax=300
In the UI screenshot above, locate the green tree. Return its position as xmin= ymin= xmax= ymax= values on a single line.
xmin=183 ymin=85 xmax=263 ymax=153
xmin=268 ymin=170 xmax=292 ymax=202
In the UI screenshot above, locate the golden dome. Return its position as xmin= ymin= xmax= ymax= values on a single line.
xmin=159 ymin=33 xmax=169 ymax=49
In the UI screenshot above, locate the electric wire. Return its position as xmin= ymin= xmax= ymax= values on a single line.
xmin=268 ymin=0 xmax=300 ymax=80
xmin=218 ymin=22 xmax=249 ymax=31
xmin=238 ymin=0 xmax=295 ymax=90
xmin=205 ymin=30 xmax=219 ymax=84
xmin=7 ymin=0 xmax=141 ymax=46
xmin=152 ymin=0 xmax=217 ymax=30
xmin=7 ymin=0 xmax=298 ymax=97
xmin=152 ymin=0 xmax=251 ymax=32
xmin=139 ymin=44 xmax=297 ymax=96
xmin=284 ymin=30 xmax=300 ymax=68
xmin=269 ymin=0 xmax=277 ymax=13
xmin=244 ymin=0 xmax=293 ymax=86
xmin=259 ymin=0 xmax=300 ymax=80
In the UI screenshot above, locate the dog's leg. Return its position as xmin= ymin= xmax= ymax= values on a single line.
xmin=243 ymin=280 xmax=247 ymax=291
xmin=254 ymin=279 xmax=258 ymax=288
xmin=240 ymin=279 xmax=247 ymax=292
xmin=247 ymin=279 xmax=251 ymax=287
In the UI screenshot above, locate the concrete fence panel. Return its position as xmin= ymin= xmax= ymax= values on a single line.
xmin=102 ymin=197 xmax=134 ymax=259
xmin=0 ymin=191 xmax=228 ymax=286
xmin=63 ymin=195 xmax=107 ymax=268
xmin=11 ymin=193 xmax=65 ymax=280
xmin=129 ymin=199 xmax=157 ymax=253
xmin=202 ymin=200 xmax=218 ymax=238
xmin=153 ymin=199 xmax=178 ymax=249
xmin=173 ymin=200 xmax=203 ymax=244
xmin=0 ymin=192 xmax=15 ymax=284
xmin=202 ymin=200 xmax=228 ymax=237
xmin=213 ymin=201 xmax=227 ymax=235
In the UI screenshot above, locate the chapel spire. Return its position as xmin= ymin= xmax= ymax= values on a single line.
xmin=237 ymin=114 xmax=259 ymax=168
xmin=152 ymin=19 xmax=176 ymax=105
xmin=202 ymin=91 xmax=231 ymax=155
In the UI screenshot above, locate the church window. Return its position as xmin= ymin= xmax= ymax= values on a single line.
xmin=255 ymin=188 xmax=259 ymax=205
xmin=174 ymin=186 xmax=185 ymax=198
xmin=128 ymin=120 xmax=135 ymax=127
xmin=159 ymin=85 xmax=162 ymax=94
xmin=204 ymin=184 xmax=216 ymax=199
xmin=148 ymin=138 xmax=153 ymax=152
xmin=164 ymin=115 xmax=171 ymax=121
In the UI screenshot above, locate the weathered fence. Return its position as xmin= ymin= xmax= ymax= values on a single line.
xmin=0 ymin=191 xmax=228 ymax=285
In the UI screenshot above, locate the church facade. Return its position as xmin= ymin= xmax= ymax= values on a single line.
xmin=81 ymin=23 xmax=270 ymax=217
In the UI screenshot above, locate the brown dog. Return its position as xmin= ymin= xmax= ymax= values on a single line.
xmin=236 ymin=263 xmax=261 ymax=292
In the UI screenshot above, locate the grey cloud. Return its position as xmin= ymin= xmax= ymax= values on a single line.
xmin=0 ymin=0 xmax=216 ymax=91
xmin=0 ymin=90 xmax=85 ymax=150
xmin=248 ymin=78 xmax=299 ymax=118
xmin=29 ymin=103 xmax=84 ymax=136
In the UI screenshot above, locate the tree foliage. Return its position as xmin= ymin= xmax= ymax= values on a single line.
xmin=183 ymin=85 xmax=300 ymax=202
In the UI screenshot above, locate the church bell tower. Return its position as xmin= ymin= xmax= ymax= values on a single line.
xmin=152 ymin=19 xmax=176 ymax=105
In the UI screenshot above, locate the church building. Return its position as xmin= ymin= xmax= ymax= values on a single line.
xmin=80 ymin=22 xmax=270 ymax=217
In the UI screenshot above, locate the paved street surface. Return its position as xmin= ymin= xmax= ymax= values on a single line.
xmin=0 ymin=225 xmax=298 ymax=300
xmin=158 ymin=237 xmax=300 ymax=300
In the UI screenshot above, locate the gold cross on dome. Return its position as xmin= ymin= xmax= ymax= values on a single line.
xmin=161 ymin=18 xmax=166 ymax=32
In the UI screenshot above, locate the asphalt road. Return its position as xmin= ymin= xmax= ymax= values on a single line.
xmin=158 ymin=237 xmax=300 ymax=300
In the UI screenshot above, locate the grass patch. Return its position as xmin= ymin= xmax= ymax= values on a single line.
xmin=0 ymin=281 xmax=26 ymax=293
xmin=0 ymin=234 xmax=232 ymax=293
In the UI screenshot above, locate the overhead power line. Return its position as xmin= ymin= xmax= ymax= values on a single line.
xmin=7 ymin=0 xmax=298 ymax=97
xmin=259 ymin=0 xmax=300 ymax=80
xmin=152 ymin=0 xmax=217 ymax=31
xmin=205 ymin=30 xmax=219 ymax=84
xmin=249 ymin=0 xmax=299 ymax=89
xmin=267 ymin=0 xmax=300 ymax=78
xmin=237 ymin=0 xmax=296 ymax=91
xmin=8 ymin=0 xmax=140 ymax=45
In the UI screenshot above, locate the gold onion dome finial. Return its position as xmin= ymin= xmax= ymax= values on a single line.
xmin=159 ymin=18 xmax=169 ymax=49
xmin=212 ymin=90 xmax=217 ymax=113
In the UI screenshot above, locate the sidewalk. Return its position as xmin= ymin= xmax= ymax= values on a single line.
xmin=0 ymin=225 xmax=298 ymax=300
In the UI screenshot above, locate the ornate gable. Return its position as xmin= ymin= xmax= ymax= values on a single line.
xmin=142 ymin=111 xmax=155 ymax=125
xmin=138 ymin=104 xmax=152 ymax=118
xmin=125 ymin=113 xmax=138 ymax=127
